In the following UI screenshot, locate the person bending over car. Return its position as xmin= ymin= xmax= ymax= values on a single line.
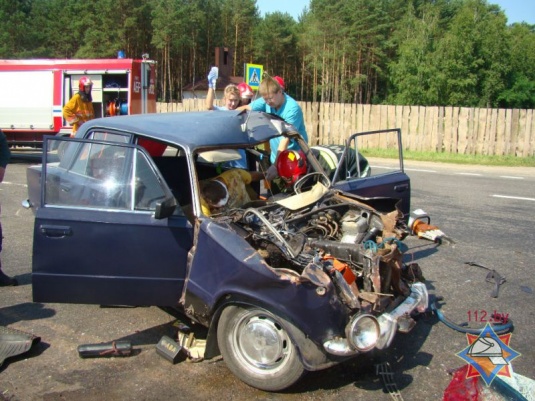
xmin=200 ymin=169 xmax=264 ymax=216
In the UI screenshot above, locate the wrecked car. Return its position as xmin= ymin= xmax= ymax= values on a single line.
xmin=25 ymin=110 xmax=426 ymax=391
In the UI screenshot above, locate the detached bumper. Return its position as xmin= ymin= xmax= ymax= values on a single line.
xmin=323 ymin=282 xmax=429 ymax=356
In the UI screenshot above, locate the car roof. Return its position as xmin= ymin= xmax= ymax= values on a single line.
xmin=79 ymin=110 xmax=298 ymax=150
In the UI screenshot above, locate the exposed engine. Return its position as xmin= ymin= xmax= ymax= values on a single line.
xmin=216 ymin=189 xmax=423 ymax=314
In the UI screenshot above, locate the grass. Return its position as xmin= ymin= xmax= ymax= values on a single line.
xmin=360 ymin=148 xmax=535 ymax=167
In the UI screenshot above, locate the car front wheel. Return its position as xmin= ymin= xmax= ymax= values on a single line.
xmin=217 ymin=305 xmax=306 ymax=391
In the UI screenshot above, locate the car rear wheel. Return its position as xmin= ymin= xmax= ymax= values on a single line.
xmin=217 ymin=305 xmax=306 ymax=391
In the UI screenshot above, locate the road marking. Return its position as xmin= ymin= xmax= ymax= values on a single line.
xmin=499 ymin=176 xmax=524 ymax=180
xmin=456 ymin=173 xmax=482 ymax=176
xmin=371 ymin=165 xmax=437 ymax=173
xmin=1 ymin=181 xmax=27 ymax=187
xmin=405 ymin=168 xmax=437 ymax=173
xmin=493 ymin=195 xmax=535 ymax=202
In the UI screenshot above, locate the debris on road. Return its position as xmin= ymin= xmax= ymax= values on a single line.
xmin=431 ymin=296 xmax=513 ymax=335
xmin=77 ymin=340 xmax=133 ymax=358
xmin=408 ymin=209 xmax=454 ymax=244
xmin=465 ymin=262 xmax=506 ymax=298
xmin=0 ymin=326 xmax=40 ymax=367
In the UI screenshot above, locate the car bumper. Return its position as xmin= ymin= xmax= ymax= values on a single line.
xmin=323 ymin=282 xmax=429 ymax=356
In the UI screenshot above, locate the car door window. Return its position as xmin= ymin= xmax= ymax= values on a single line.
xmin=331 ymin=129 xmax=403 ymax=183
xmin=44 ymin=138 xmax=168 ymax=212
xmin=87 ymin=130 xmax=131 ymax=143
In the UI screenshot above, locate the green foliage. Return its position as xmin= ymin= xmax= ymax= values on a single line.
xmin=0 ymin=0 xmax=534 ymax=109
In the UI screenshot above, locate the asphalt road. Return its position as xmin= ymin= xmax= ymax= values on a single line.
xmin=1 ymin=154 xmax=534 ymax=401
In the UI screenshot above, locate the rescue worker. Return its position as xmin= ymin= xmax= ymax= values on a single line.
xmin=237 ymin=82 xmax=254 ymax=106
xmin=275 ymin=149 xmax=308 ymax=191
xmin=206 ymin=67 xmax=241 ymax=111
xmin=200 ymin=169 xmax=264 ymax=216
xmin=63 ymin=76 xmax=95 ymax=136
xmin=238 ymin=76 xmax=308 ymax=183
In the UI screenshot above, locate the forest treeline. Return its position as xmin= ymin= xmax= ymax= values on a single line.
xmin=1 ymin=0 xmax=534 ymax=108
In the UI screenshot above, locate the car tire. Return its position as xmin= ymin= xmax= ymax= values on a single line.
xmin=217 ymin=305 xmax=306 ymax=391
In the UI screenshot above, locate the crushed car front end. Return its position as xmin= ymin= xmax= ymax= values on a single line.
xmin=187 ymin=183 xmax=428 ymax=370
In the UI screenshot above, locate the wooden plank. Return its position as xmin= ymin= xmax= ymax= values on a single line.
xmin=356 ymin=104 xmax=364 ymax=133
xmin=475 ymin=107 xmax=486 ymax=155
xmin=370 ymin=104 xmax=381 ymax=132
xmin=518 ymin=109 xmax=527 ymax=157
xmin=488 ymin=108 xmax=498 ymax=156
xmin=332 ymin=102 xmax=342 ymax=144
xmin=443 ymin=107 xmax=452 ymax=153
xmin=409 ymin=105 xmax=418 ymax=152
xmin=401 ymin=106 xmax=410 ymax=151
xmin=428 ymin=106 xmax=438 ymax=152
xmin=527 ymin=109 xmax=534 ymax=157
xmin=495 ymin=109 xmax=506 ymax=155
xmin=452 ymin=107 xmax=459 ymax=154
xmin=510 ymin=109 xmax=520 ymax=156
xmin=362 ymin=104 xmax=372 ymax=148
xmin=341 ymin=103 xmax=352 ymax=143
xmin=458 ymin=108 xmax=470 ymax=154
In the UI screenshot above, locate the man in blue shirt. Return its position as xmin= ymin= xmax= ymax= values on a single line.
xmin=240 ymin=76 xmax=308 ymax=184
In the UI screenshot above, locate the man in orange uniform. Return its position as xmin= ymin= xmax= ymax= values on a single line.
xmin=63 ymin=76 xmax=95 ymax=135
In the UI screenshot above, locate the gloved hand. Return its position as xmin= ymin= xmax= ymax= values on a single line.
xmin=265 ymin=164 xmax=278 ymax=181
xmin=207 ymin=67 xmax=218 ymax=89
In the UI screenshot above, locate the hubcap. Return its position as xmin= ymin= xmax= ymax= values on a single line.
xmin=233 ymin=313 xmax=291 ymax=371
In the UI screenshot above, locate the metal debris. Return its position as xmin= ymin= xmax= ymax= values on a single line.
xmin=0 ymin=326 xmax=41 ymax=367
xmin=375 ymin=362 xmax=404 ymax=401
xmin=465 ymin=262 xmax=506 ymax=298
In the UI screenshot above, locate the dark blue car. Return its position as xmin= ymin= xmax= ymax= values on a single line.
xmin=25 ymin=110 xmax=425 ymax=391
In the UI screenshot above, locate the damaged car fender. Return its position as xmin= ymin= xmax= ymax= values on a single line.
xmin=181 ymin=218 xmax=350 ymax=340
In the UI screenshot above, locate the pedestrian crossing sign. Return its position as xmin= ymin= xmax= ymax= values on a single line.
xmin=245 ymin=64 xmax=263 ymax=90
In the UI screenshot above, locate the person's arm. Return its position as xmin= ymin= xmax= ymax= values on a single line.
xmin=249 ymin=171 xmax=264 ymax=182
xmin=206 ymin=87 xmax=216 ymax=110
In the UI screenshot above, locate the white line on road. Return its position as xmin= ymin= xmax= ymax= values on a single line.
xmin=455 ymin=173 xmax=482 ymax=176
xmin=1 ymin=181 xmax=27 ymax=187
xmin=492 ymin=195 xmax=535 ymax=202
xmin=405 ymin=168 xmax=437 ymax=173
xmin=499 ymin=176 xmax=524 ymax=180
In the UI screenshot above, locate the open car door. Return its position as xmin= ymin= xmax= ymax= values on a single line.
xmin=31 ymin=136 xmax=193 ymax=307
xmin=325 ymin=129 xmax=411 ymax=218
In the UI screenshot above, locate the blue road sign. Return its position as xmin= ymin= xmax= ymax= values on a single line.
xmin=245 ymin=64 xmax=263 ymax=90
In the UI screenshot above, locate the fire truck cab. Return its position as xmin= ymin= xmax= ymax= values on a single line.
xmin=0 ymin=57 xmax=157 ymax=147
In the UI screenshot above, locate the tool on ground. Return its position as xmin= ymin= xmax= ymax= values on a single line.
xmin=465 ymin=262 xmax=506 ymax=298
xmin=156 ymin=335 xmax=188 ymax=364
xmin=77 ymin=340 xmax=132 ymax=358
xmin=408 ymin=208 xmax=454 ymax=244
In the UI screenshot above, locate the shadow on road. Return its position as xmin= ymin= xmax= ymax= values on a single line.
xmin=0 ymin=302 xmax=56 ymax=325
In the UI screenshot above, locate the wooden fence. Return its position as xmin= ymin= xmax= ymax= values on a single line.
xmin=157 ymin=100 xmax=535 ymax=157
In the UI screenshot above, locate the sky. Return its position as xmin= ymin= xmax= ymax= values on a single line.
xmin=256 ymin=0 xmax=535 ymax=25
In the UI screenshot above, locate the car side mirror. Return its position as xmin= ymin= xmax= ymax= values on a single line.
xmin=154 ymin=196 xmax=177 ymax=219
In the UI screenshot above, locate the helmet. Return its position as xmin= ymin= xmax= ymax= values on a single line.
xmin=273 ymin=76 xmax=285 ymax=90
xmin=276 ymin=150 xmax=307 ymax=185
xmin=237 ymin=82 xmax=254 ymax=99
xmin=78 ymin=76 xmax=93 ymax=91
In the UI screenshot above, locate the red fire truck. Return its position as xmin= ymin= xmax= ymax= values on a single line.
xmin=0 ymin=57 xmax=157 ymax=147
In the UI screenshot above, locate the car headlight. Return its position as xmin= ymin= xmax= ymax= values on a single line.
xmin=345 ymin=314 xmax=380 ymax=352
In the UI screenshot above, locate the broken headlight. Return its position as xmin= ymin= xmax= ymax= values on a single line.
xmin=345 ymin=314 xmax=380 ymax=352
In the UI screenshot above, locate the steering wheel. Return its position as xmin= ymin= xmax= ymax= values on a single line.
xmin=293 ymin=172 xmax=330 ymax=194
